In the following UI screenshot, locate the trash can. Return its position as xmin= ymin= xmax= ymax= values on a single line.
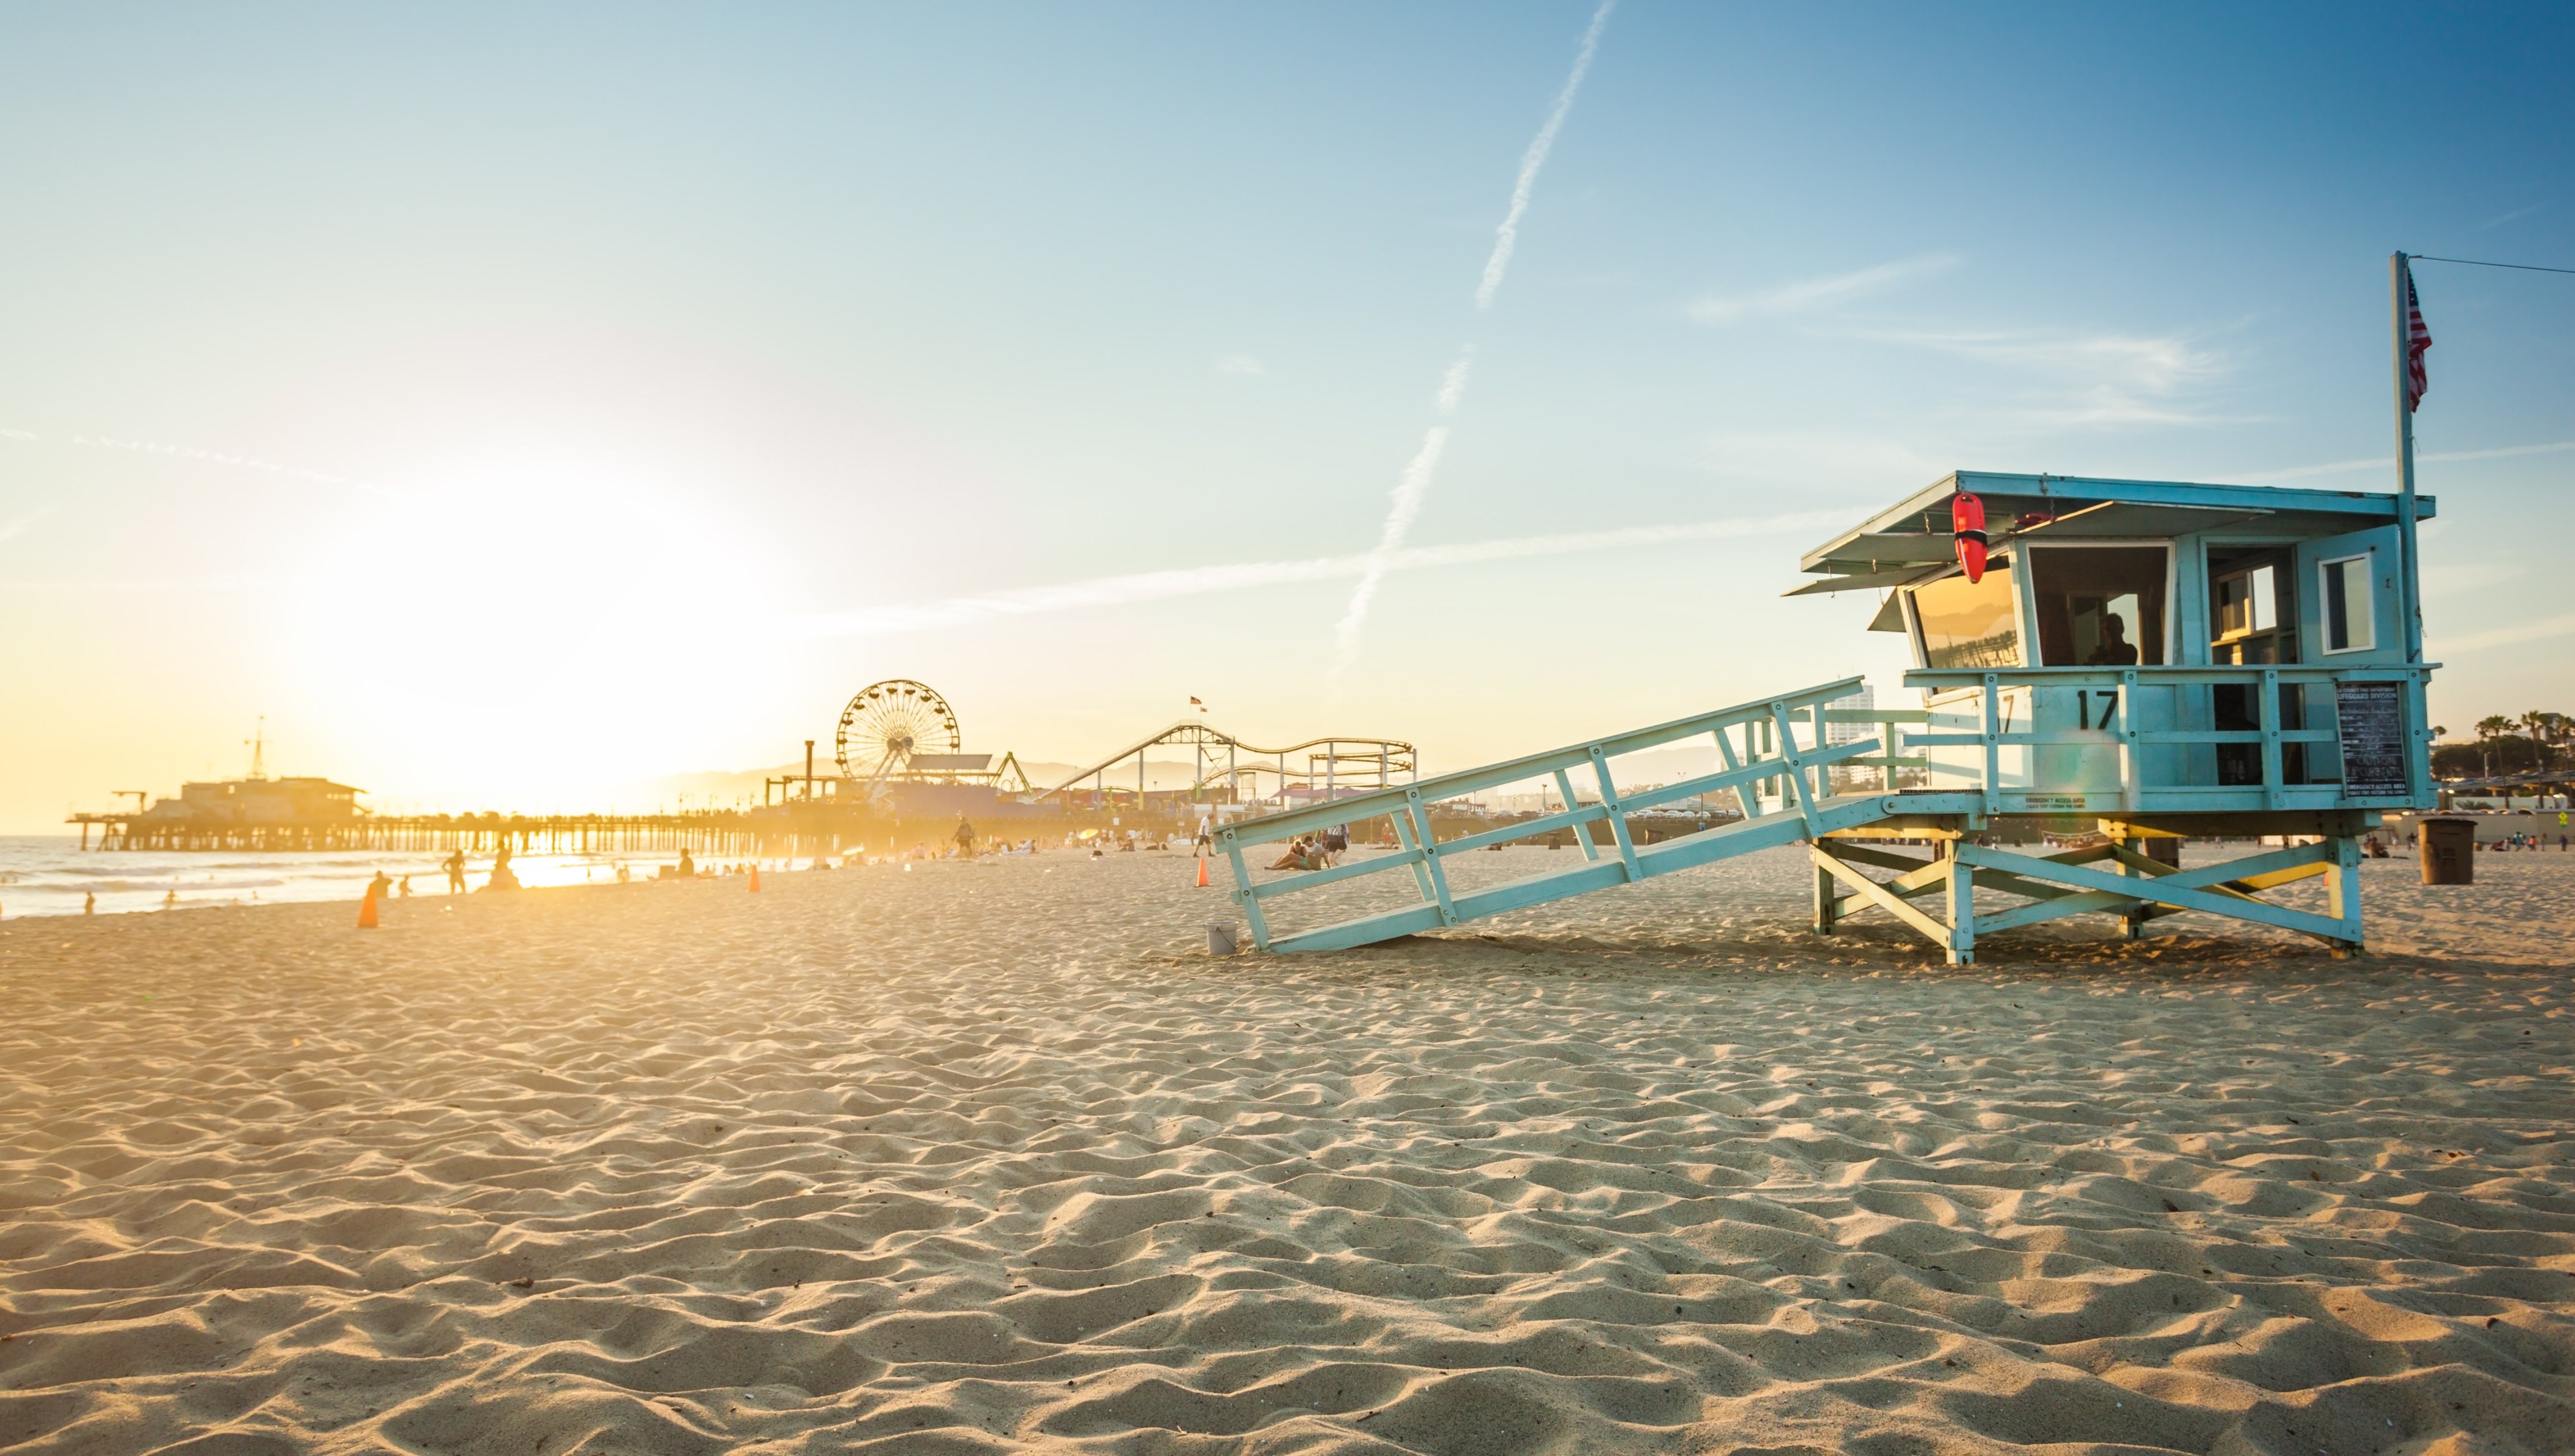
xmin=2421 ymin=818 xmax=2474 ymax=885
xmin=1207 ymin=922 xmax=1240 ymax=956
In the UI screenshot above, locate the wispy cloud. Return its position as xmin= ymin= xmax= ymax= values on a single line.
xmin=1877 ymin=327 xmax=2231 ymax=426
xmin=2480 ymin=202 xmax=2545 ymax=230
xmin=2236 ymin=438 xmax=2575 ymax=484
xmin=789 ymin=508 xmax=1842 ymax=642
xmin=1686 ymin=254 xmax=1959 ymax=324
xmin=1698 ymin=432 xmax=1945 ymax=488
xmin=0 ymin=427 xmax=36 ymax=442
xmin=70 ymin=433 xmax=410 ymax=500
xmin=0 ymin=510 xmax=46 ymax=546
xmin=1476 ymin=0 xmax=1615 ymax=312
xmin=0 ymin=572 xmax=289 ymax=593
xmin=2436 ymin=611 xmax=2575 ymax=655
xmin=1215 ymin=354 xmax=1266 ymax=376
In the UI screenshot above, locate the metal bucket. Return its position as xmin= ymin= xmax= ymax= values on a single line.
xmin=1206 ymin=922 xmax=1239 ymax=956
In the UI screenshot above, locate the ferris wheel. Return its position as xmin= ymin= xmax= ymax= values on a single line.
xmin=835 ymin=680 xmax=962 ymax=784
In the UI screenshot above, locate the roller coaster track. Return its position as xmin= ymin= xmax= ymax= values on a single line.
xmin=1037 ymin=722 xmax=1414 ymax=802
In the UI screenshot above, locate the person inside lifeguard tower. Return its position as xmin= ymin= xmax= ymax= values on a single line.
xmin=2086 ymin=614 xmax=2141 ymax=666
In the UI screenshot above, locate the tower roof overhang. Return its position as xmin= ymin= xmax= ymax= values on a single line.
xmin=1791 ymin=471 xmax=2438 ymax=593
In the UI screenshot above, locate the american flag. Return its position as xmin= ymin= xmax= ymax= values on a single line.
xmin=2403 ymin=262 xmax=2433 ymax=411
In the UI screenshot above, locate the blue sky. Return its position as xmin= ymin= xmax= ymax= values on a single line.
xmin=2 ymin=3 xmax=2568 ymax=823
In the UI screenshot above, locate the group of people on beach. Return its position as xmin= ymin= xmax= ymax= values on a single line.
xmin=1267 ymin=824 xmax=1348 ymax=872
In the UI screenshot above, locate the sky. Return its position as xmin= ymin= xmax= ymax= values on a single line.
xmin=2 ymin=2 xmax=2570 ymax=829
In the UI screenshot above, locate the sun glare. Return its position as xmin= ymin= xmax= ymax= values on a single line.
xmin=285 ymin=460 xmax=779 ymax=804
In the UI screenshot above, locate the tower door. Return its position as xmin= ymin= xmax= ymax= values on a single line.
xmin=2293 ymin=525 xmax=2404 ymax=667
xmin=2292 ymin=524 xmax=2407 ymax=789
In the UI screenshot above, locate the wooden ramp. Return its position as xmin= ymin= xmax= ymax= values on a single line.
xmin=1217 ymin=672 xmax=2376 ymax=962
xmin=1218 ymin=678 xmax=1905 ymax=954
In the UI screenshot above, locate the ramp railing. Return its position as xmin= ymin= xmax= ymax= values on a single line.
xmin=1218 ymin=677 xmax=1895 ymax=953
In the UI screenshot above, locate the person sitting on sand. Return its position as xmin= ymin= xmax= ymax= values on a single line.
xmin=1267 ymin=836 xmax=1320 ymax=872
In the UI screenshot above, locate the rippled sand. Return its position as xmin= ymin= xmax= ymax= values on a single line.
xmin=3 ymin=845 xmax=2571 ymax=1453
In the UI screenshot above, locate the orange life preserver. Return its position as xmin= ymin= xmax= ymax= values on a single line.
xmin=1952 ymin=492 xmax=1988 ymax=583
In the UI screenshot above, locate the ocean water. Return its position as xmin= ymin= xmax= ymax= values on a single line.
xmin=0 ymin=836 xmax=723 ymax=918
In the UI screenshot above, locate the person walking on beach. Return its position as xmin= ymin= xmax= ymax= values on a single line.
xmin=1194 ymin=815 xmax=1213 ymax=858
xmin=954 ymin=819 xmax=976 ymax=856
xmin=442 ymin=849 xmax=467 ymax=895
xmin=83 ymin=891 xmax=95 ymax=915
xmin=368 ymin=870 xmax=394 ymax=905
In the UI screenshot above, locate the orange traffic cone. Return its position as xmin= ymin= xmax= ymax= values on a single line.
xmin=1195 ymin=855 xmax=1210 ymax=888
xmin=748 ymin=864 xmax=761 ymax=893
xmin=357 ymin=885 xmax=379 ymax=929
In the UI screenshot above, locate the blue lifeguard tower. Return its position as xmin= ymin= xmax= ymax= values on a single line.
xmin=1218 ymin=472 xmax=2437 ymax=963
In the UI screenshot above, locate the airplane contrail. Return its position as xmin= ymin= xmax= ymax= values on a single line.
xmin=1334 ymin=1 xmax=1616 ymax=675
xmin=1477 ymin=0 xmax=1616 ymax=311
xmin=788 ymin=507 xmax=1840 ymax=642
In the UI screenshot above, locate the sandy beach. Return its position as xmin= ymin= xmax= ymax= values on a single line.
xmin=4 ymin=845 xmax=2572 ymax=1454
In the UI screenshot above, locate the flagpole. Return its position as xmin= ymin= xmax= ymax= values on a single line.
xmin=2390 ymin=252 xmax=2423 ymax=666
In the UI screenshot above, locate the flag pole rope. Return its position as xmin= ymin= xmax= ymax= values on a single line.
xmin=2408 ymin=253 xmax=2575 ymax=277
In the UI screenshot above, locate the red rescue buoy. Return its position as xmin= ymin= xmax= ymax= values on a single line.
xmin=1952 ymin=492 xmax=1988 ymax=583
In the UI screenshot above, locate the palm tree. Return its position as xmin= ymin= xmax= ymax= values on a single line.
xmin=2476 ymin=715 xmax=2513 ymax=778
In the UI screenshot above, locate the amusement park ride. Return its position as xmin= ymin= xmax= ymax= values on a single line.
xmin=765 ymin=680 xmax=1034 ymax=806
xmin=1036 ymin=722 xmax=1414 ymax=810
xmin=837 ymin=680 xmax=1031 ymax=798
xmin=764 ymin=678 xmax=1411 ymax=816
xmin=1220 ymin=470 xmax=2440 ymax=962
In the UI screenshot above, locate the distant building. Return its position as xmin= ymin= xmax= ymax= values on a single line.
xmin=1823 ymin=686 xmax=1876 ymax=746
xmin=145 ymin=776 xmax=365 ymax=826
xmin=1825 ymin=686 xmax=1877 ymax=792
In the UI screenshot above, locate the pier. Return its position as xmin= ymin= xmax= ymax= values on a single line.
xmin=73 ymin=805 xmax=891 ymax=859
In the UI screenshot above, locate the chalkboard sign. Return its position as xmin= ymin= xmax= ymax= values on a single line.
xmin=2334 ymin=682 xmax=2408 ymax=798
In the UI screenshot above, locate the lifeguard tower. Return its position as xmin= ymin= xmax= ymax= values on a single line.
xmin=1217 ymin=472 xmax=2437 ymax=962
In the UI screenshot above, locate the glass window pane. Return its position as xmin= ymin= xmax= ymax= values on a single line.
xmin=1910 ymin=560 xmax=2022 ymax=668
xmin=2323 ymin=555 xmax=2373 ymax=652
xmin=2028 ymin=546 xmax=2167 ymax=666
